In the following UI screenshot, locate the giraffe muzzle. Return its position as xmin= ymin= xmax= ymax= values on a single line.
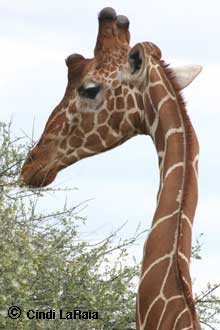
xmin=20 ymin=164 xmax=58 ymax=187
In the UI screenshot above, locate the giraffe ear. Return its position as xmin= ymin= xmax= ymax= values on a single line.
xmin=172 ymin=65 xmax=202 ymax=90
xmin=128 ymin=43 xmax=145 ymax=76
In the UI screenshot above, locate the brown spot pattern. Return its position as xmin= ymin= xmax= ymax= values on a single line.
xmin=69 ymin=135 xmax=83 ymax=148
xmin=80 ymin=113 xmax=95 ymax=133
xmin=127 ymin=94 xmax=135 ymax=109
xmin=97 ymin=125 xmax=109 ymax=139
xmin=108 ymin=112 xmax=124 ymax=131
xmin=97 ymin=109 xmax=109 ymax=124
xmin=86 ymin=133 xmax=104 ymax=150
xmin=114 ymin=86 xmax=122 ymax=96
xmin=135 ymin=93 xmax=144 ymax=110
xmin=116 ymin=97 xmax=125 ymax=109
xmin=139 ymin=258 xmax=170 ymax=324
xmin=120 ymin=118 xmax=131 ymax=134
xmin=107 ymin=98 xmax=114 ymax=111
xmin=149 ymin=85 xmax=168 ymax=110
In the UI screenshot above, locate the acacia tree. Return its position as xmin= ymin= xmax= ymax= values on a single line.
xmin=0 ymin=122 xmax=219 ymax=330
xmin=0 ymin=121 xmax=139 ymax=330
xmin=192 ymin=239 xmax=220 ymax=330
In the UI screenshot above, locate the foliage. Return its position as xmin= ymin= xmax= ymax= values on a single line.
xmin=0 ymin=122 xmax=138 ymax=329
xmin=0 ymin=122 xmax=219 ymax=330
xmin=196 ymin=283 xmax=220 ymax=330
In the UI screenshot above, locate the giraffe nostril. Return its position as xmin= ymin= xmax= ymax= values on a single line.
xmin=98 ymin=7 xmax=117 ymax=21
xmin=116 ymin=15 xmax=130 ymax=29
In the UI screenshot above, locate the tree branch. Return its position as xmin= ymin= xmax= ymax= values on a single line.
xmin=196 ymin=284 xmax=220 ymax=303
xmin=199 ymin=320 xmax=217 ymax=330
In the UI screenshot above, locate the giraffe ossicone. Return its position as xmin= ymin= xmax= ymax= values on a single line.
xmin=21 ymin=7 xmax=202 ymax=330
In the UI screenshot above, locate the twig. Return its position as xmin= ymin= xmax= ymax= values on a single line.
xmin=198 ymin=299 xmax=220 ymax=303
xmin=196 ymin=284 xmax=220 ymax=303
xmin=0 ymin=160 xmax=23 ymax=177
xmin=199 ymin=320 xmax=217 ymax=330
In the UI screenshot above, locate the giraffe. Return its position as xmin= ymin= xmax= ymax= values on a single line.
xmin=20 ymin=7 xmax=202 ymax=330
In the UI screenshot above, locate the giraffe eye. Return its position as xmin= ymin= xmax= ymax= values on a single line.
xmin=78 ymin=84 xmax=100 ymax=99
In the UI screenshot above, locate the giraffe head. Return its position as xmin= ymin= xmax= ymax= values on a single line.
xmin=21 ymin=7 xmax=202 ymax=187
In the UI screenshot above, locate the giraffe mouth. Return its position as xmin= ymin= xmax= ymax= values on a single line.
xmin=20 ymin=164 xmax=58 ymax=188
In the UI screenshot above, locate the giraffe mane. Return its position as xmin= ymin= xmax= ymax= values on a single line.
xmin=159 ymin=59 xmax=199 ymax=320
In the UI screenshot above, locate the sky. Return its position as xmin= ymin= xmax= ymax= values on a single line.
xmin=0 ymin=0 xmax=220 ymax=317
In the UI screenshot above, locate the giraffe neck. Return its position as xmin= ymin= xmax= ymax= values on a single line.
xmin=137 ymin=64 xmax=200 ymax=330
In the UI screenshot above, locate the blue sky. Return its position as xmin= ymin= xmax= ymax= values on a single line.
xmin=1 ymin=0 xmax=220 ymax=302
